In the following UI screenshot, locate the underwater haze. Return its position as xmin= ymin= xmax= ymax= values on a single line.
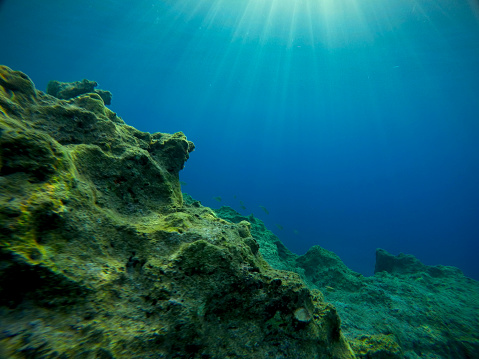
xmin=1 ymin=0 xmax=478 ymax=279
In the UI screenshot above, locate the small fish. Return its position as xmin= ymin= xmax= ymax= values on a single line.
xmin=180 ymin=181 xmax=187 ymax=186
xmin=240 ymin=205 xmax=246 ymax=210
xmin=214 ymin=196 xmax=222 ymax=202
xmin=233 ymin=195 xmax=237 ymax=199
xmin=259 ymin=206 xmax=269 ymax=215
xmin=293 ymin=230 xmax=299 ymax=235
xmin=275 ymin=224 xmax=283 ymax=231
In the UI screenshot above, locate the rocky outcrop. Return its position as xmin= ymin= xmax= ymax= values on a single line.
xmin=4 ymin=64 xmax=477 ymax=359
xmin=47 ymin=78 xmax=112 ymax=105
xmin=214 ymin=205 xmax=479 ymax=359
xmin=0 ymin=66 xmax=355 ymax=358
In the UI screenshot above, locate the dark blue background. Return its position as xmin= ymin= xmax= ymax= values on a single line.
xmin=1 ymin=0 xmax=478 ymax=279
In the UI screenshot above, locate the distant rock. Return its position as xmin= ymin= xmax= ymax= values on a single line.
xmin=0 ymin=65 xmax=355 ymax=359
xmin=375 ymin=248 xmax=464 ymax=278
xmin=47 ymin=78 xmax=113 ymax=105
xmin=214 ymin=205 xmax=479 ymax=359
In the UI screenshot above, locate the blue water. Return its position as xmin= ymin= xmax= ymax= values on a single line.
xmin=1 ymin=0 xmax=478 ymax=280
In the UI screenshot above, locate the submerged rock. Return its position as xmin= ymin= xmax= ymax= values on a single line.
xmin=47 ymin=78 xmax=113 ymax=105
xmin=0 ymin=66 xmax=355 ymax=358
xmin=215 ymin=205 xmax=479 ymax=359
xmin=4 ymin=65 xmax=477 ymax=358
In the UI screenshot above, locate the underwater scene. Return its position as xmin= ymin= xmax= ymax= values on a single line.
xmin=1 ymin=0 xmax=478 ymax=358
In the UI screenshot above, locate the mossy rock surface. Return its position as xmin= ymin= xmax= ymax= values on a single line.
xmin=0 ymin=65 xmax=356 ymax=358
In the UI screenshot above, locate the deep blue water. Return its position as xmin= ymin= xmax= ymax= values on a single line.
xmin=1 ymin=0 xmax=478 ymax=280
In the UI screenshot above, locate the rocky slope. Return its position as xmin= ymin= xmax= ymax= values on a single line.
xmin=215 ymin=205 xmax=479 ymax=359
xmin=0 ymin=65 xmax=355 ymax=358
xmin=1 ymin=65 xmax=477 ymax=359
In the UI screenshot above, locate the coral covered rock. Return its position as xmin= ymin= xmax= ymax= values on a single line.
xmin=0 ymin=66 xmax=355 ymax=358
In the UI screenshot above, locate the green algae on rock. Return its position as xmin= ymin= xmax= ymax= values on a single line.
xmin=213 ymin=205 xmax=479 ymax=359
xmin=0 ymin=66 xmax=355 ymax=358
xmin=47 ymin=78 xmax=113 ymax=105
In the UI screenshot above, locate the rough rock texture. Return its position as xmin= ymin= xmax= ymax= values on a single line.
xmin=215 ymin=205 xmax=479 ymax=359
xmin=47 ymin=79 xmax=112 ymax=105
xmin=0 ymin=65 xmax=355 ymax=358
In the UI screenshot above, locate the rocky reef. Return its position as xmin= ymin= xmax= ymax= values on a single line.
xmin=0 ymin=65 xmax=355 ymax=358
xmin=1 ymin=65 xmax=478 ymax=359
xmin=215 ymin=205 xmax=479 ymax=359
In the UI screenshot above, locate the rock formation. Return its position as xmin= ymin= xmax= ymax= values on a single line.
xmin=215 ymin=205 xmax=479 ymax=359
xmin=46 ymin=79 xmax=112 ymax=105
xmin=0 ymin=65 xmax=355 ymax=358
xmin=2 ymin=64 xmax=477 ymax=358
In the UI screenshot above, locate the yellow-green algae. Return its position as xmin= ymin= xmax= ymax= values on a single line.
xmin=349 ymin=334 xmax=403 ymax=359
xmin=0 ymin=66 xmax=358 ymax=358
